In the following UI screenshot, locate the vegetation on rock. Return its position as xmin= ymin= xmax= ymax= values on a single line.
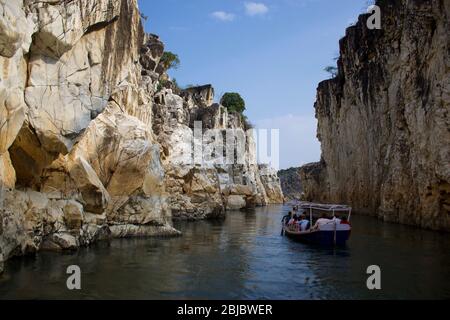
xmin=160 ymin=51 xmax=180 ymax=70
xmin=220 ymin=92 xmax=246 ymax=114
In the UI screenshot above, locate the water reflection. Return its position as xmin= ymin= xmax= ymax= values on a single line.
xmin=0 ymin=205 xmax=449 ymax=299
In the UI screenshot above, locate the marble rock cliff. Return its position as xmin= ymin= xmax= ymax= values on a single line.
xmin=300 ymin=0 xmax=449 ymax=231
xmin=0 ymin=0 xmax=283 ymax=271
xmin=278 ymin=167 xmax=303 ymax=201
xmin=153 ymin=84 xmax=284 ymax=220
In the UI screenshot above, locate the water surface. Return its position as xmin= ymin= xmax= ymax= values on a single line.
xmin=1 ymin=205 xmax=449 ymax=299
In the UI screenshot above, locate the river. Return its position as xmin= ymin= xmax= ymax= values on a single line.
xmin=0 ymin=205 xmax=449 ymax=299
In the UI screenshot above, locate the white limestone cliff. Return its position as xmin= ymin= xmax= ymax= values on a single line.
xmin=300 ymin=0 xmax=449 ymax=231
xmin=0 ymin=0 xmax=283 ymax=271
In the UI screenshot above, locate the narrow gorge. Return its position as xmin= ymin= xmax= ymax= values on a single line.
xmin=0 ymin=0 xmax=283 ymax=273
xmin=300 ymin=0 xmax=449 ymax=231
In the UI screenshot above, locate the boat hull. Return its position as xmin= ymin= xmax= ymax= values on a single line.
xmin=284 ymin=228 xmax=351 ymax=246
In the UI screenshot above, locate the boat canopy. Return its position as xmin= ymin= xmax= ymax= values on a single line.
xmin=295 ymin=201 xmax=352 ymax=212
xmin=289 ymin=201 xmax=353 ymax=222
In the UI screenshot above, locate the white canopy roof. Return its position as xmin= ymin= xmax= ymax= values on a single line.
xmin=292 ymin=201 xmax=352 ymax=212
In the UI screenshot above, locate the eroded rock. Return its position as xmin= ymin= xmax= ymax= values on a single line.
xmin=0 ymin=0 xmax=284 ymax=271
xmin=300 ymin=0 xmax=450 ymax=231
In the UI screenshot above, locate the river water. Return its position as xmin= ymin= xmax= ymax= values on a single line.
xmin=0 ymin=205 xmax=449 ymax=300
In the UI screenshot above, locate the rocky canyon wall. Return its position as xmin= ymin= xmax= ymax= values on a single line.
xmin=278 ymin=167 xmax=303 ymax=201
xmin=301 ymin=0 xmax=449 ymax=231
xmin=152 ymin=84 xmax=284 ymax=220
xmin=0 ymin=0 xmax=283 ymax=272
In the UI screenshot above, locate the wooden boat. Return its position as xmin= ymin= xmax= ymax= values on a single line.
xmin=282 ymin=201 xmax=352 ymax=246
xmin=283 ymin=225 xmax=351 ymax=246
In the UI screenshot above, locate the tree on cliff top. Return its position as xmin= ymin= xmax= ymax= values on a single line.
xmin=220 ymin=92 xmax=246 ymax=114
xmin=324 ymin=66 xmax=338 ymax=78
xmin=160 ymin=51 xmax=180 ymax=70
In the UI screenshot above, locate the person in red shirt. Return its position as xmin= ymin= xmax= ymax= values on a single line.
xmin=340 ymin=216 xmax=351 ymax=225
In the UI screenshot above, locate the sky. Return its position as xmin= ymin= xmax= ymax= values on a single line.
xmin=138 ymin=0 xmax=369 ymax=169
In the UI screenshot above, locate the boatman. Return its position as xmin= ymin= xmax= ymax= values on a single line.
xmin=281 ymin=211 xmax=294 ymax=236
xmin=282 ymin=211 xmax=293 ymax=226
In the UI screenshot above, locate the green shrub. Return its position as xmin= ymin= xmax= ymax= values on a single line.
xmin=220 ymin=92 xmax=246 ymax=114
xmin=160 ymin=51 xmax=180 ymax=70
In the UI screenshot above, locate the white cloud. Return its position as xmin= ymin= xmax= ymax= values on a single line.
xmin=245 ymin=2 xmax=269 ymax=16
xmin=211 ymin=11 xmax=235 ymax=22
xmin=254 ymin=114 xmax=321 ymax=169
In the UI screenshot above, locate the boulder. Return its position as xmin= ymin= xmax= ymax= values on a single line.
xmin=66 ymin=102 xmax=173 ymax=227
xmin=226 ymin=195 xmax=247 ymax=210
xmin=41 ymin=154 xmax=110 ymax=213
xmin=63 ymin=201 xmax=84 ymax=230
xmin=51 ymin=233 xmax=78 ymax=251
xmin=224 ymin=184 xmax=254 ymax=196
xmin=68 ymin=156 xmax=110 ymax=214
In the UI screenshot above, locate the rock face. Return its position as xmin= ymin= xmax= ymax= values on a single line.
xmin=0 ymin=0 xmax=177 ymax=267
xmin=153 ymin=87 xmax=284 ymax=220
xmin=0 ymin=0 xmax=283 ymax=268
xmin=300 ymin=0 xmax=450 ymax=231
xmin=278 ymin=167 xmax=303 ymax=201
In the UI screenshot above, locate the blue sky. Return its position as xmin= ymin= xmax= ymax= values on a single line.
xmin=138 ymin=0 xmax=369 ymax=169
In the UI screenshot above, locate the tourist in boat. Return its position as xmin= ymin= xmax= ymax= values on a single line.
xmin=312 ymin=213 xmax=332 ymax=230
xmin=297 ymin=216 xmax=303 ymax=231
xmin=295 ymin=208 xmax=305 ymax=219
xmin=332 ymin=213 xmax=342 ymax=224
xmin=288 ymin=215 xmax=297 ymax=226
xmin=288 ymin=216 xmax=301 ymax=231
xmin=298 ymin=214 xmax=310 ymax=231
xmin=340 ymin=216 xmax=351 ymax=225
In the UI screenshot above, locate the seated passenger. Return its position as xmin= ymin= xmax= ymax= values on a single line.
xmin=293 ymin=217 xmax=301 ymax=231
xmin=288 ymin=215 xmax=296 ymax=226
xmin=287 ymin=216 xmax=298 ymax=231
xmin=298 ymin=214 xmax=310 ymax=231
xmin=282 ymin=211 xmax=293 ymax=226
xmin=313 ymin=213 xmax=332 ymax=229
xmin=340 ymin=216 xmax=351 ymax=225
xmin=332 ymin=213 xmax=342 ymax=224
